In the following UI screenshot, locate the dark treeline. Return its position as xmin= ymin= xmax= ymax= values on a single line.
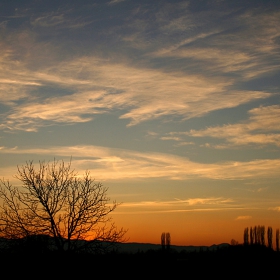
xmin=0 ymin=229 xmax=279 ymax=278
xmin=0 ymin=236 xmax=280 ymax=278
xmin=243 ymin=225 xmax=279 ymax=250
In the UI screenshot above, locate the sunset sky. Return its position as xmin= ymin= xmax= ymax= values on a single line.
xmin=0 ymin=0 xmax=280 ymax=246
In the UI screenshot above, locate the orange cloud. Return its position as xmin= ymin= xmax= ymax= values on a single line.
xmin=235 ymin=216 xmax=252 ymax=220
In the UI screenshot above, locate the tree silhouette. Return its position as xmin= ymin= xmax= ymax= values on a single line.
xmin=250 ymin=225 xmax=265 ymax=245
xmin=230 ymin=239 xmax=239 ymax=245
xmin=247 ymin=225 xmax=267 ymax=246
xmin=260 ymin=225 xmax=265 ymax=246
xmin=0 ymin=159 xmax=126 ymax=253
xmin=161 ymin=232 xmax=171 ymax=251
xmin=253 ymin=225 xmax=262 ymax=245
xmin=161 ymin=232 xmax=166 ymax=250
xmin=255 ymin=225 xmax=262 ymax=244
xmin=250 ymin=226 xmax=254 ymax=245
xmin=243 ymin=227 xmax=249 ymax=245
xmin=267 ymin=226 xmax=273 ymax=249
xmin=166 ymin=232 xmax=171 ymax=251
xmin=276 ymin=229 xmax=279 ymax=252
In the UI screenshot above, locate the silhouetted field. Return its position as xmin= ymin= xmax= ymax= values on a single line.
xmin=0 ymin=244 xmax=279 ymax=278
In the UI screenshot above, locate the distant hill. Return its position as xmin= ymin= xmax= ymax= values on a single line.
xmin=0 ymin=235 xmax=229 ymax=254
xmin=113 ymin=241 xmax=230 ymax=253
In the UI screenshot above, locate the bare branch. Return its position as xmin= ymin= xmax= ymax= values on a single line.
xmin=0 ymin=159 xmax=126 ymax=253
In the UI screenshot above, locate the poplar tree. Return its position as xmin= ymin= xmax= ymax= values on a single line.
xmin=250 ymin=227 xmax=254 ymax=245
xmin=161 ymin=232 xmax=166 ymax=250
xmin=243 ymin=227 xmax=249 ymax=245
xmin=166 ymin=232 xmax=171 ymax=250
xmin=276 ymin=229 xmax=279 ymax=251
xmin=267 ymin=226 xmax=273 ymax=249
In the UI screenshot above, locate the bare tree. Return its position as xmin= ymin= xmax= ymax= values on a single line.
xmin=230 ymin=239 xmax=239 ymax=246
xmin=0 ymin=159 xmax=126 ymax=253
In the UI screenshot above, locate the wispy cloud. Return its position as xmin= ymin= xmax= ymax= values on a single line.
xmin=1 ymin=145 xmax=279 ymax=181
xmin=153 ymin=31 xmax=222 ymax=56
xmin=114 ymin=208 xmax=245 ymax=215
xmin=122 ymin=197 xmax=233 ymax=208
xmin=240 ymin=187 xmax=269 ymax=193
xmin=1 ymin=4 xmax=278 ymax=132
xmin=107 ymin=0 xmax=126 ymax=5
xmin=32 ymin=14 xmax=65 ymax=27
xmin=187 ymin=197 xmax=233 ymax=206
xmin=0 ymin=54 xmax=271 ymax=131
xmin=151 ymin=9 xmax=280 ymax=79
xmin=235 ymin=216 xmax=252 ymax=220
xmin=112 ymin=197 xmax=243 ymax=214
xmin=174 ymin=142 xmax=195 ymax=147
xmin=160 ymin=136 xmax=182 ymax=141
xmin=184 ymin=105 xmax=280 ymax=148
xmin=1 ymin=90 xmax=112 ymax=131
xmin=269 ymin=207 xmax=280 ymax=212
xmin=30 ymin=9 xmax=94 ymax=30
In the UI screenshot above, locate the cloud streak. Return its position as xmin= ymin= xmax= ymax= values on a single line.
xmin=113 ymin=197 xmax=243 ymax=214
xmin=269 ymin=207 xmax=280 ymax=212
xmin=122 ymin=197 xmax=233 ymax=208
xmin=1 ymin=145 xmax=279 ymax=181
xmin=1 ymin=3 xmax=278 ymax=132
xmin=150 ymin=8 xmax=280 ymax=79
xmin=0 ymin=53 xmax=271 ymax=131
xmin=235 ymin=216 xmax=252 ymax=221
xmin=184 ymin=105 xmax=280 ymax=148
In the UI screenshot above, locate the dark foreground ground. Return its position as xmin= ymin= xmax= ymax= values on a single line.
xmin=0 ymin=245 xmax=279 ymax=278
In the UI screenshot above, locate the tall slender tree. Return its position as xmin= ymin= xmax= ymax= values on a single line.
xmin=276 ymin=229 xmax=279 ymax=252
xmin=267 ymin=226 xmax=273 ymax=249
xmin=260 ymin=225 xmax=265 ymax=246
xmin=250 ymin=227 xmax=254 ymax=245
xmin=166 ymin=232 xmax=171 ymax=251
xmin=254 ymin=226 xmax=258 ymax=244
xmin=243 ymin=227 xmax=249 ymax=245
xmin=161 ymin=232 xmax=166 ymax=250
xmin=256 ymin=225 xmax=263 ymax=244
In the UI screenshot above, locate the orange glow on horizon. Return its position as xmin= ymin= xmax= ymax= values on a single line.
xmin=112 ymin=209 xmax=280 ymax=247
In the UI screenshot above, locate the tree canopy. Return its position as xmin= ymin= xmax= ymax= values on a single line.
xmin=0 ymin=159 xmax=126 ymax=253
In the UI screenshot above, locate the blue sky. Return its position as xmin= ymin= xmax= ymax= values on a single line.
xmin=0 ymin=0 xmax=280 ymax=245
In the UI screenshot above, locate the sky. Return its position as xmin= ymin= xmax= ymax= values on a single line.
xmin=0 ymin=0 xmax=280 ymax=247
